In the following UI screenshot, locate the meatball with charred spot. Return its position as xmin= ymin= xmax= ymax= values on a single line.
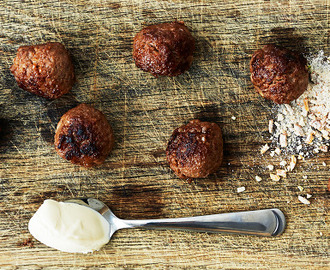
xmin=166 ymin=120 xmax=223 ymax=179
xmin=54 ymin=104 xmax=114 ymax=167
xmin=10 ymin=42 xmax=75 ymax=99
xmin=250 ymin=44 xmax=309 ymax=104
xmin=133 ymin=21 xmax=195 ymax=77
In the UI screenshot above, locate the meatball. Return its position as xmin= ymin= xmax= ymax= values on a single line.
xmin=250 ymin=44 xmax=309 ymax=104
xmin=10 ymin=42 xmax=75 ymax=99
xmin=54 ymin=104 xmax=114 ymax=167
xmin=166 ymin=119 xmax=223 ymax=179
xmin=133 ymin=21 xmax=195 ymax=77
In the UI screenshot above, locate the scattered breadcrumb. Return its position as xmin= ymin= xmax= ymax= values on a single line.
xmin=269 ymin=120 xmax=274 ymax=134
xmin=276 ymin=169 xmax=287 ymax=178
xmin=319 ymin=145 xmax=328 ymax=152
xmin=255 ymin=176 xmax=262 ymax=182
xmin=288 ymin=155 xmax=297 ymax=171
xmin=279 ymin=134 xmax=287 ymax=148
xmin=274 ymin=147 xmax=281 ymax=155
xmin=270 ymin=173 xmax=280 ymax=181
xmin=279 ymin=160 xmax=287 ymax=166
xmin=278 ymin=114 xmax=284 ymax=121
xmin=305 ymin=131 xmax=315 ymax=144
xmin=231 ymin=116 xmax=236 ymax=120
xmin=267 ymin=165 xmax=274 ymax=171
xmin=298 ymin=195 xmax=310 ymax=205
xmin=306 ymin=194 xmax=312 ymax=199
xmin=260 ymin=144 xmax=270 ymax=154
xmin=297 ymin=185 xmax=304 ymax=192
xmin=303 ymin=98 xmax=309 ymax=112
xmin=303 ymin=175 xmax=308 ymax=179
xmin=294 ymin=124 xmax=305 ymax=136
xmin=284 ymin=104 xmax=294 ymax=115
xmin=321 ymin=130 xmax=329 ymax=140
xmin=237 ymin=187 xmax=245 ymax=193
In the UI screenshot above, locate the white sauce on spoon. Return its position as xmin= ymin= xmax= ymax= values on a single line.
xmin=28 ymin=199 xmax=110 ymax=253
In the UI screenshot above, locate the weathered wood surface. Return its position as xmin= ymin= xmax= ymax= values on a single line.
xmin=0 ymin=0 xmax=329 ymax=269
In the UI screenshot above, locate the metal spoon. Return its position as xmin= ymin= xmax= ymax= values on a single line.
xmin=65 ymin=198 xmax=286 ymax=239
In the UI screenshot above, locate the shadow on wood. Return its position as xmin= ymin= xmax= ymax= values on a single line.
xmin=106 ymin=184 xmax=165 ymax=219
xmin=262 ymin=27 xmax=309 ymax=54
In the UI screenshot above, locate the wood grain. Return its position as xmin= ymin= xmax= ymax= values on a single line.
xmin=0 ymin=0 xmax=329 ymax=269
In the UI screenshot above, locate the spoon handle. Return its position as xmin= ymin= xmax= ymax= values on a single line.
xmin=120 ymin=209 xmax=285 ymax=237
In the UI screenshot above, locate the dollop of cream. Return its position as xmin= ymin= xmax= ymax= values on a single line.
xmin=28 ymin=199 xmax=110 ymax=253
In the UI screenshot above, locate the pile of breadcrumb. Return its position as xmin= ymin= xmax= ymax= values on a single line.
xmin=270 ymin=51 xmax=330 ymax=156
xmin=255 ymin=51 xmax=330 ymax=204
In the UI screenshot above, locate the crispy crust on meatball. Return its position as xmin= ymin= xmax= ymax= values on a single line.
xmin=166 ymin=119 xmax=223 ymax=179
xmin=133 ymin=21 xmax=195 ymax=77
xmin=250 ymin=44 xmax=309 ymax=104
xmin=10 ymin=42 xmax=75 ymax=99
xmin=54 ymin=104 xmax=114 ymax=167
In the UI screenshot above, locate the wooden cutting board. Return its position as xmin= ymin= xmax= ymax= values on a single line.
xmin=0 ymin=0 xmax=329 ymax=269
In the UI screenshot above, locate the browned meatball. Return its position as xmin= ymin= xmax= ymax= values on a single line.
xmin=54 ymin=104 xmax=114 ymax=167
xmin=10 ymin=42 xmax=75 ymax=99
xmin=250 ymin=44 xmax=309 ymax=104
xmin=133 ymin=21 xmax=195 ymax=77
xmin=166 ymin=120 xmax=223 ymax=179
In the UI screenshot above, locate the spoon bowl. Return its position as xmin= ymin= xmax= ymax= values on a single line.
xmin=66 ymin=198 xmax=286 ymax=240
xmin=65 ymin=198 xmax=119 ymax=239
